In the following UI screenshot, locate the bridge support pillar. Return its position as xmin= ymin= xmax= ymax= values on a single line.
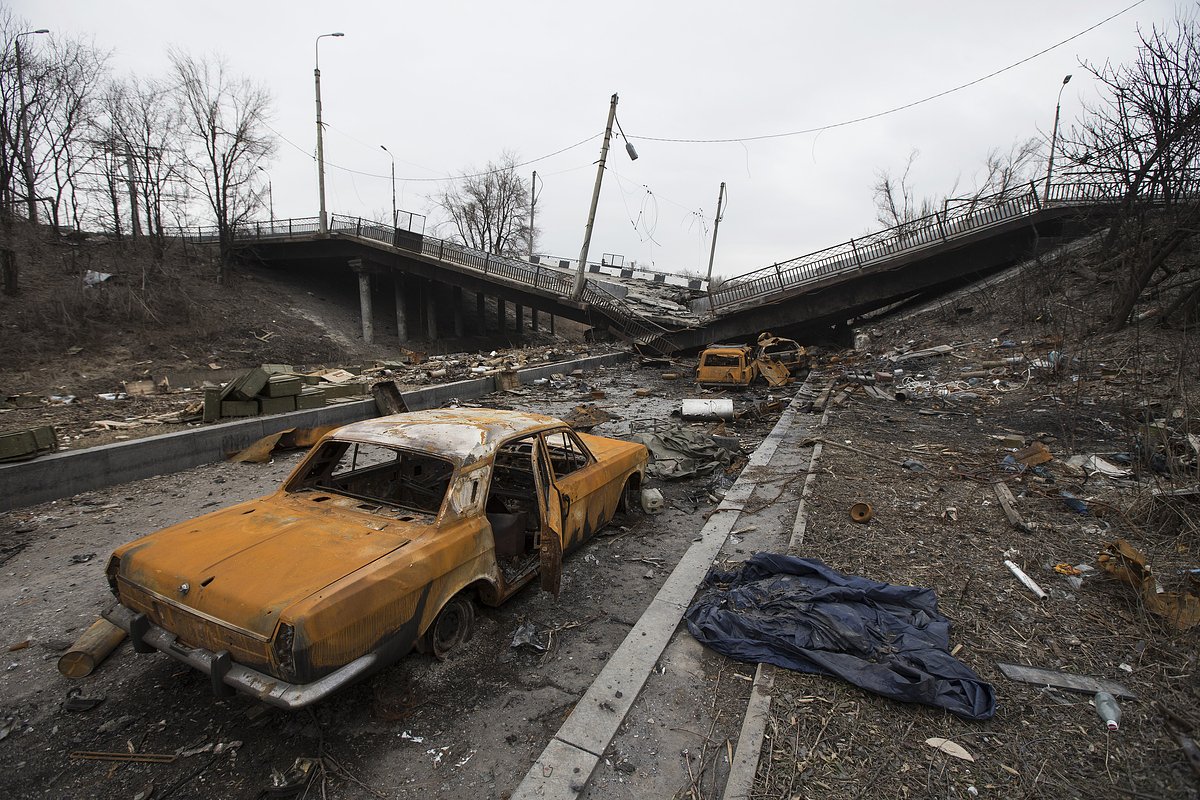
xmin=476 ymin=292 xmax=485 ymax=333
xmin=425 ymin=280 xmax=438 ymax=340
xmin=531 ymin=308 xmax=539 ymax=332
xmin=550 ymin=314 xmax=555 ymax=335
xmin=393 ymin=275 xmax=408 ymax=343
xmin=497 ymin=298 xmax=506 ymax=333
xmin=514 ymin=304 xmax=523 ymax=339
xmin=453 ymin=286 xmax=464 ymax=338
xmin=350 ymin=259 xmax=374 ymax=345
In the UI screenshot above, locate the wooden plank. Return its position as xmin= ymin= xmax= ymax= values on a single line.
xmin=996 ymin=662 xmax=1137 ymax=699
xmin=993 ymin=481 xmax=1031 ymax=532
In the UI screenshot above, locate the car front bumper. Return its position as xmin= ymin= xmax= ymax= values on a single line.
xmin=103 ymin=602 xmax=377 ymax=710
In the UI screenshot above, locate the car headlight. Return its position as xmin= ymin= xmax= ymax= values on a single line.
xmin=273 ymin=622 xmax=296 ymax=680
xmin=105 ymin=555 xmax=121 ymax=596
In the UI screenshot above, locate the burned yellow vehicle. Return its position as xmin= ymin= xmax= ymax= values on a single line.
xmin=103 ymin=408 xmax=648 ymax=709
xmin=695 ymin=334 xmax=808 ymax=388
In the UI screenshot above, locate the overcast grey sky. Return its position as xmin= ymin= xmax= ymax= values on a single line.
xmin=13 ymin=0 xmax=1177 ymax=276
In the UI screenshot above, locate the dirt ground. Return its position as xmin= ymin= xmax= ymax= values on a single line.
xmin=748 ymin=270 xmax=1200 ymax=799
xmin=0 ymin=228 xmax=599 ymax=451
xmin=0 ymin=362 xmax=783 ymax=800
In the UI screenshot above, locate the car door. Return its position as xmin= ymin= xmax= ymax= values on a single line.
xmin=540 ymin=429 xmax=601 ymax=550
xmin=531 ymin=436 xmax=565 ymax=596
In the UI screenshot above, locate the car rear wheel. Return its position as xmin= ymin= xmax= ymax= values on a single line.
xmin=425 ymin=595 xmax=475 ymax=660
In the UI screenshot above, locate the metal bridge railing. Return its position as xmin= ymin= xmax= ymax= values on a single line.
xmin=166 ymin=212 xmax=668 ymax=347
xmin=699 ymin=180 xmax=1178 ymax=315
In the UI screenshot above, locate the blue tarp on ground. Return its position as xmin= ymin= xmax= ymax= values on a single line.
xmin=684 ymin=553 xmax=996 ymax=720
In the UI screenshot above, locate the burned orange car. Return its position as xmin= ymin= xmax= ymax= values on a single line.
xmin=103 ymin=408 xmax=648 ymax=709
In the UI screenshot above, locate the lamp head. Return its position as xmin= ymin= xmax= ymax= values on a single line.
xmin=1062 ymin=74 xmax=1072 ymax=85
xmin=625 ymin=141 xmax=639 ymax=161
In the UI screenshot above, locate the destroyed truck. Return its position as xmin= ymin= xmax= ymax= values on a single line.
xmin=695 ymin=334 xmax=808 ymax=388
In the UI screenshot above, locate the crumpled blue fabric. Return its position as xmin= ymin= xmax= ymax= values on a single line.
xmin=685 ymin=553 xmax=996 ymax=720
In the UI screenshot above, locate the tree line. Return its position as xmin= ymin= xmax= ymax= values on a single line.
xmin=0 ymin=9 xmax=276 ymax=292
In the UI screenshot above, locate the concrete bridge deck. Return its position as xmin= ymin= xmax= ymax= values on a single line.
xmin=183 ymin=182 xmax=1139 ymax=354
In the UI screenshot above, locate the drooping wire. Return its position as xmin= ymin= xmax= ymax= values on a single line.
xmin=626 ymin=0 xmax=1147 ymax=144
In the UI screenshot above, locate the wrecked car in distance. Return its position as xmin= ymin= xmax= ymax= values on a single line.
xmin=103 ymin=408 xmax=648 ymax=709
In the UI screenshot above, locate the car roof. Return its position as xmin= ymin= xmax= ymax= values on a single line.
xmin=326 ymin=407 xmax=566 ymax=465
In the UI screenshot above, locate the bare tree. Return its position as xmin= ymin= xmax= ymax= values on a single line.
xmin=432 ymin=151 xmax=532 ymax=257
xmin=1058 ymin=8 xmax=1200 ymax=329
xmin=872 ymin=149 xmax=938 ymax=230
xmin=169 ymin=49 xmax=274 ymax=280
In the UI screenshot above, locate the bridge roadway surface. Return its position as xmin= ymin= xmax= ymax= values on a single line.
xmin=220 ymin=182 xmax=1119 ymax=354
xmin=0 ymin=360 xmax=814 ymax=799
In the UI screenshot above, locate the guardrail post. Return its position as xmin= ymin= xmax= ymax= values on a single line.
xmin=438 ymin=241 xmax=444 ymax=261
xmin=1029 ymin=182 xmax=1042 ymax=210
xmin=774 ymin=263 xmax=784 ymax=290
xmin=936 ymin=211 xmax=948 ymax=242
xmin=483 ymin=254 xmax=490 ymax=274
xmin=850 ymin=238 xmax=863 ymax=267
xmin=535 ymin=262 xmax=542 ymax=288
xmin=356 ymin=218 xmax=362 ymax=236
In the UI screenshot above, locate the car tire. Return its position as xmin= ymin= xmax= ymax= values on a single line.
xmin=425 ymin=594 xmax=475 ymax=660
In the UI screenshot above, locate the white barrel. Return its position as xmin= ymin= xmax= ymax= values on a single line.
xmin=681 ymin=398 xmax=735 ymax=420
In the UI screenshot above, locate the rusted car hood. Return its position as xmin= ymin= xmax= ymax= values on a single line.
xmin=115 ymin=495 xmax=413 ymax=638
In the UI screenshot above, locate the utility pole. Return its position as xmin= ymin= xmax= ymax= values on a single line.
xmin=572 ymin=93 xmax=620 ymax=300
xmin=528 ymin=170 xmax=539 ymax=258
xmin=705 ymin=181 xmax=726 ymax=287
xmin=314 ymin=32 xmax=344 ymax=235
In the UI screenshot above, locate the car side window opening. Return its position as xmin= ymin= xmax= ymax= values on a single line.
xmin=703 ymin=353 xmax=742 ymax=367
xmin=289 ymin=441 xmax=453 ymax=514
xmin=542 ymin=430 xmax=591 ymax=479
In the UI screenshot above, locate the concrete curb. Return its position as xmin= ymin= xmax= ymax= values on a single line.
xmin=0 ymin=351 xmax=628 ymax=513
xmin=720 ymin=377 xmax=831 ymax=800
xmin=510 ymin=388 xmax=810 ymax=800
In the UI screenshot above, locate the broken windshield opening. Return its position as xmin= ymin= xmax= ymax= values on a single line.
xmin=288 ymin=440 xmax=454 ymax=515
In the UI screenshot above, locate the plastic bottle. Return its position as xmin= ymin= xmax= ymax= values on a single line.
xmin=1094 ymin=691 xmax=1121 ymax=731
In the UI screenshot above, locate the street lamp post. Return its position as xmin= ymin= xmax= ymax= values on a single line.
xmin=1043 ymin=74 xmax=1072 ymax=204
xmin=14 ymin=29 xmax=49 ymax=224
xmin=571 ymin=93 xmax=638 ymax=301
xmin=314 ymin=32 xmax=344 ymax=234
xmin=380 ymin=145 xmax=396 ymax=228
xmin=528 ymin=170 xmax=540 ymax=258
xmin=257 ymin=166 xmax=274 ymax=220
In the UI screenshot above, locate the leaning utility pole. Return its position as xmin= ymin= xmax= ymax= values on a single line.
xmin=705 ymin=181 xmax=726 ymax=287
xmin=572 ymin=93 xmax=619 ymax=300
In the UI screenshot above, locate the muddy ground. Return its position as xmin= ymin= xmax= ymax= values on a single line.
xmin=0 ymin=363 xmax=782 ymax=800
xmin=748 ymin=282 xmax=1200 ymax=799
